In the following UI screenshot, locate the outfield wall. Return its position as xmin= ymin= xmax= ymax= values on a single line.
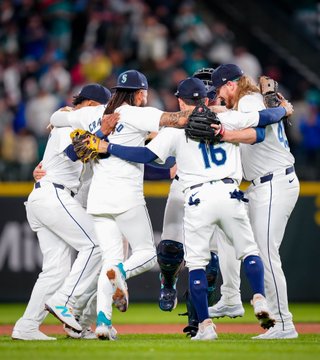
xmin=0 ymin=181 xmax=319 ymax=302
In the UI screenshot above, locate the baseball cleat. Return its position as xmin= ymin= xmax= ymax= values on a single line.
xmin=11 ymin=329 xmax=56 ymax=341
xmin=45 ymin=300 xmax=82 ymax=332
xmin=106 ymin=264 xmax=128 ymax=312
xmin=64 ymin=324 xmax=97 ymax=339
xmin=95 ymin=324 xmax=118 ymax=341
xmin=191 ymin=319 xmax=218 ymax=341
xmin=208 ymin=301 xmax=245 ymax=318
xmin=95 ymin=312 xmax=117 ymax=340
xmin=252 ymin=327 xmax=298 ymax=340
xmin=251 ymin=294 xmax=276 ymax=330
xmin=159 ymin=287 xmax=177 ymax=312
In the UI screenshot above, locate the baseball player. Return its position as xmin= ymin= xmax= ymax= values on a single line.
xmin=97 ymin=77 xmax=293 ymax=340
xmin=157 ymin=68 xmax=221 ymax=338
xmin=210 ymin=64 xmax=299 ymax=339
xmin=50 ymin=69 xmax=204 ymax=340
xmin=12 ymin=84 xmax=114 ymax=341
xmin=30 ymin=85 xmax=120 ymax=340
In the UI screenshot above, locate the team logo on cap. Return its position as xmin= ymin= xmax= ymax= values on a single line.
xmin=121 ymin=74 xmax=127 ymax=83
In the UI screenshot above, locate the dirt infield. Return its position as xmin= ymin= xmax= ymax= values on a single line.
xmin=1 ymin=323 xmax=319 ymax=336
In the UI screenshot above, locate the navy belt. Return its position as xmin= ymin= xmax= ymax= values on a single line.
xmin=35 ymin=182 xmax=75 ymax=197
xmin=254 ymin=166 xmax=294 ymax=184
xmin=190 ymin=178 xmax=234 ymax=191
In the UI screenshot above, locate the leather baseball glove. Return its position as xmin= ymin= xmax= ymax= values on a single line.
xmin=259 ymin=76 xmax=282 ymax=108
xmin=70 ymin=129 xmax=101 ymax=163
xmin=185 ymin=104 xmax=223 ymax=143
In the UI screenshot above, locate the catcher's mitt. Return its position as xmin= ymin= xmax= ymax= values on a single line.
xmin=70 ymin=129 xmax=101 ymax=163
xmin=185 ymin=104 xmax=223 ymax=143
xmin=259 ymin=76 xmax=282 ymax=108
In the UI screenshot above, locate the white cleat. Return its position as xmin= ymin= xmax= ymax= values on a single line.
xmin=80 ymin=328 xmax=98 ymax=340
xmin=95 ymin=324 xmax=118 ymax=341
xmin=12 ymin=329 xmax=56 ymax=341
xmin=252 ymin=327 xmax=298 ymax=340
xmin=208 ymin=301 xmax=245 ymax=318
xmin=106 ymin=264 xmax=129 ymax=312
xmin=64 ymin=324 xmax=97 ymax=339
xmin=251 ymin=294 xmax=276 ymax=330
xmin=45 ymin=299 xmax=82 ymax=332
xmin=191 ymin=319 xmax=218 ymax=341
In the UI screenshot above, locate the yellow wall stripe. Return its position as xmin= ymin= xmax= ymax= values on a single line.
xmin=0 ymin=181 xmax=320 ymax=197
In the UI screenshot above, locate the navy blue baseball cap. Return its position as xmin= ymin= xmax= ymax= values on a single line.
xmin=175 ymin=77 xmax=207 ymax=99
xmin=78 ymin=84 xmax=111 ymax=104
xmin=211 ymin=64 xmax=244 ymax=90
xmin=112 ymin=70 xmax=148 ymax=90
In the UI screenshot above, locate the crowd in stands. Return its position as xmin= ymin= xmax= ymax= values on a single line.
xmin=0 ymin=0 xmax=319 ymax=181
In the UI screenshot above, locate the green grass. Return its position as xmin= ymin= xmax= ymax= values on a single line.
xmin=1 ymin=303 xmax=319 ymax=360
xmin=1 ymin=302 xmax=320 ymax=325
xmin=0 ymin=334 xmax=320 ymax=360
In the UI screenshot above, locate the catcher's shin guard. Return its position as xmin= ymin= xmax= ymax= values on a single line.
xmin=157 ymin=240 xmax=184 ymax=311
xmin=206 ymin=252 xmax=219 ymax=307
xmin=157 ymin=240 xmax=184 ymax=287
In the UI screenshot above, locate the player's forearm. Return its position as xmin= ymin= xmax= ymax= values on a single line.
xmin=222 ymin=128 xmax=257 ymax=144
xmin=99 ymin=142 xmax=158 ymax=163
xmin=50 ymin=110 xmax=73 ymax=127
xmin=160 ymin=110 xmax=192 ymax=128
xmin=257 ymin=107 xmax=286 ymax=126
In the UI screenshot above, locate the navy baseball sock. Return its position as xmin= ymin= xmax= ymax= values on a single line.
xmin=189 ymin=269 xmax=209 ymax=323
xmin=243 ymin=255 xmax=265 ymax=296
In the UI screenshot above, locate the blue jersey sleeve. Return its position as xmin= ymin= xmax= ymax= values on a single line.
xmin=107 ymin=143 xmax=157 ymax=163
xmin=258 ymin=107 xmax=286 ymax=126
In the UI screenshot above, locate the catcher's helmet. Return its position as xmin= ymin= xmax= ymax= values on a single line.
xmin=193 ymin=68 xmax=216 ymax=99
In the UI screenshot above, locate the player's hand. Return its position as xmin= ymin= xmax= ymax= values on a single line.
xmin=210 ymin=122 xmax=225 ymax=139
xmin=209 ymin=105 xmax=227 ymax=113
xmin=97 ymin=139 xmax=109 ymax=153
xmin=278 ymin=93 xmax=294 ymax=117
xmin=60 ymin=106 xmax=73 ymax=112
xmin=33 ymin=162 xmax=46 ymax=181
xmin=100 ymin=113 xmax=120 ymax=136
xmin=170 ymin=164 xmax=177 ymax=179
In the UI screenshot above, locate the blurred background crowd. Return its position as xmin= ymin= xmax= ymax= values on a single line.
xmin=0 ymin=0 xmax=319 ymax=181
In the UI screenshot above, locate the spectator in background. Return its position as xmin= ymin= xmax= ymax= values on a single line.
xmin=25 ymin=81 xmax=62 ymax=159
xmin=299 ymin=90 xmax=320 ymax=179
xmin=39 ymin=48 xmax=71 ymax=96
xmin=15 ymin=129 xmax=39 ymax=181
xmin=207 ymin=21 xmax=235 ymax=66
xmin=137 ymin=14 xmax=168 ymax=64
xmin=80 ymin=48 xmax=113 ymax=84
xmin=232 ymin=45 xmax=262 ymax=82
xmin=41 ymin=0 xmax=73 ymax=54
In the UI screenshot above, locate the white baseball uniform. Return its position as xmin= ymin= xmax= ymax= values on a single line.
xmin=13 ymin=126 xmax=101 ymax=334
xmin=162 ymin=175 xmax=220 ymax=248
xmin=239 ymin=93 xmax=299 ymax=331
xmin=51 ymin=104 xmax=163 ymax=322
xmin=147 ymin=110 xmax=262 ymax=271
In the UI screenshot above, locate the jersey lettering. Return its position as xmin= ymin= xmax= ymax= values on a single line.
xmin=277 ymin=121 xmax=289 ymax=148
xmin=199 ymin=142 xmax=227 ymax=168
xmin=116 ymin=124 xmax=124 ymax=132
xmin=88 ymin=118 xmax=102 ymax=133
